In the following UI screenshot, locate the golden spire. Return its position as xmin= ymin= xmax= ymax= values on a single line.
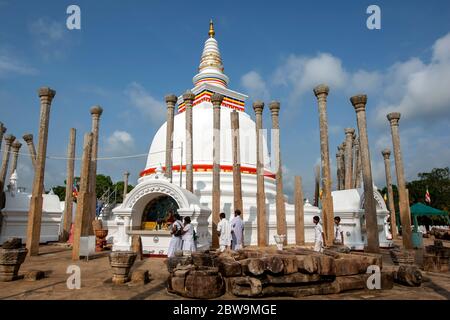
xmin=208 ymin=19 xmax=215 ymax=38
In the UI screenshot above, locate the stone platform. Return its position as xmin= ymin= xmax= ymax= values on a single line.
xmin=0 ymin=238 xmax=449 ymax=300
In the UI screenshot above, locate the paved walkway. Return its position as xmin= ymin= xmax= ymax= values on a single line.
xmin=1 ymin=238 xmax=449 ymax=300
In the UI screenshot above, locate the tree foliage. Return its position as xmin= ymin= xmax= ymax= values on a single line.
xmin=407 ymin=167 xmax=450 ymax=211
xmin=51 ymin=174 xmax=134 ymax=204
xmin=381 ymin=167 xmax=450 ymax=227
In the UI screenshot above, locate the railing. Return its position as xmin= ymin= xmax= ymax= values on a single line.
xmin=97 ymin=187 xmax=118 ymax=220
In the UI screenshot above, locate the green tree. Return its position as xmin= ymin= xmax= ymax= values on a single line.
xmin=95 ymin=174 xmax=114 ymax=199
xmin=407 ymin=167 xmax=450 ymax=211
xmin=51 ymin=185 xmax=66 ymax=201
xmin=113 ymin=181 xmax=134 ymax=204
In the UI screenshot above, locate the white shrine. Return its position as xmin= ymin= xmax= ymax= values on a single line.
xmin=104 ymin=21 xmax=393 ymax=254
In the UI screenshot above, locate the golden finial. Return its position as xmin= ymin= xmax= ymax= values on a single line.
xmin=208 ymin=19 xmax=215 ymax=38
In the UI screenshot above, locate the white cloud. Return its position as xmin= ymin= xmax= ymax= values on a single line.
xmin=374 ymin=32 xmax=450 ymax=123
xmin=105 ymin=130 xmax=136 ymax=156
xmin=349 ymin=70 xmax=382 ymax=95
xmin=124 ymin=82 xmax=165 ymax=124
xmin=241 ymin=71 xmax=270 ymax=100
xmin=273 ymin=53 xmax=348 ymax=99
xmin=0 ymin=51 xmax=37 ymax=77
xmin=29 ymin=18 xmax=69 ymax=59
xmin=30 ymin=18 xmax=64 ymax=46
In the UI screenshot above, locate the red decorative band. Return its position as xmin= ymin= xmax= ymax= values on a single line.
xmin=140 ymin=164 xmax=275 ymax=179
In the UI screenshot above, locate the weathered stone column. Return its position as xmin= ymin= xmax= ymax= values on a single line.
xmin=313 ymin=165 xmax=320 ymax=207
xmin=0 ymin=134 xmax=15 ymax=187
xmin=72 ymin=133 xmax=93 ymax=260
xmin=9 ymin=140 xmax=22 ymax=177
xmin=0 ymin=122 xmax=6 ymax=155
xmin=26 ymin=87 xmax=56 ymax=256
xmin=88 ymin=106 xmax=103 ymax=236
xmin=313 ymin=84 xmax=334 ymax=246
xmin=336 ymin=150 xmax=342 ymax=191
xmin=294 ymin=176 xmax=305 ymax=245
xmin=269 ymin=101 xmax=287 ymax=242
xmin=350 ymin=94 xmax=380 ymax=253
xmin=211 ymin=93 xmax=224 ymax=249
xmin=22 ymin=133 xmax=37 ymax=170
xmin=231 ymin=111 xmax=243 ymax=216
xmin=344 ymin=128 xmax=355 ymax=189
xmin=353 ymin=137 xmax=362 ymax=188
xmin=387 ymin=112 xmax=412 ymax=249
xmin=165 ymin=94 xmax=177 ymax=181
xmin=253 ymin=101 xmax=267 ymax=247
xmin=62 ymin=128 xmax=76 ymax=242
xmin=183 ymin=91 xmax=195 ymax=193
xmin=123 ymin=171 xmax=130 ymax=200
xmin=382 ymin=148 xmax=398 ymax=239
xmin=339 ymin=142 xmax=346 ymax=189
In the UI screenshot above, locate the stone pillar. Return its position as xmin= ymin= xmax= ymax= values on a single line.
xmin=183 ymin=91 xmax=195 ymax=193
xmin=0 ymin=122 xmax=5 ymax=153
xmin=269 ymin=101 xmax=287 ymax=242
xmin=313 ymin=165 xmax=320 ymax=207
xmin=123 ymin=171 xmax=130 ymax=200
xmin=62 ymin=128 xmax=76 ymax=242
xmin=88 ymin=106 xmax=103 ymax=236
xmin=26 ymin=87 xmax=56 ymax=256
xmin=231 ymin=111 xmax=243 ymax=216
xmin=387 ymin=112 xmax=412 ymax=249
xmin=313 ymin=84 xmax=334 ymax=246
xmin=22 ymin=133 xmax=37 ymax=170
xmin=211 ymin=93 xmax=224 ymax=249
xmin=350 ymin=94 xmax=380 ymax=253
xmin=0 ymin=134 xmax=15 ymax=187
xmin=336 ymin=150 xmax=342 ymax=191
xmin=344 ymin=128 xmax=355 ymax=189
xmin=339 ymin=142 xmax=346 ymax=189
xmin=294 ymin=176 xmax=305 ymax=245
xmin=0 ymin=134 xmax=14 ymax=209
xmin=353 ymin=137 xmax=362 ymax=188
xmin=72 ymin=133 xmax=93 ymax=260
xmin=9 ymin=140 xmax=22 ymax=178
xmin=382 ymin=148 xmax=398 ymax=239
xmin=253 ymin=101 xmax=267 ymax=247
xmin=165 ymin=94 xmax=177 ymax=181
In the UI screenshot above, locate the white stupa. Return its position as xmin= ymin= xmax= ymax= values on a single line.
xmin=107 ymin=21 xmax=393 ymax=254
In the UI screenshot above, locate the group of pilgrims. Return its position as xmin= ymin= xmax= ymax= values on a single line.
xmin=167 ymin=209 xmax=244 ymax=257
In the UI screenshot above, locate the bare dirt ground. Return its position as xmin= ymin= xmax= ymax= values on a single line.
xmin=1 ymin=237 xmax=449 ymax=300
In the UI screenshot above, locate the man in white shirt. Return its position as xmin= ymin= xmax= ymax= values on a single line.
xmin=313 ymin=215 xmax=325 ymax=252
xmin=333 ymin=216 xmax=344 ymax=245
xmin=230 ymin=209 xmax=244 ymax=250
xmin=217 ymin=212 xmax=231 ymax=252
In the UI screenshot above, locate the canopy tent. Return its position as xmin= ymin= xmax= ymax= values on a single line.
xmin=410 ymin=202 xmax=449 ymax=231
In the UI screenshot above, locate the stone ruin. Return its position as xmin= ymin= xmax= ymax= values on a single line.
xmin=167 ymin=247 xmax=399 ymax=299
xmin=423 ymin=240 xmax=450 ymax=273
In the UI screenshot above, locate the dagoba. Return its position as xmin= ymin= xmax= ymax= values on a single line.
xmin=107 ymin=21 xmax=393 ymax=254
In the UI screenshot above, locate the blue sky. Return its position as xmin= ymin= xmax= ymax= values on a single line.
xmin=1 ymin=0 xmax=449 ymax=201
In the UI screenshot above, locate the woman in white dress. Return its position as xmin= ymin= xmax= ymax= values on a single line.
xmin=181 ymin=216 xmax=196 ymax=252
xmin=167 ymin=213 xmax=183 ymax=257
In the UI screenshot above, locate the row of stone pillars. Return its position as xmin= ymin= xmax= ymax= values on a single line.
xmin=312 ymin=85 xmax=380 ymax=251
xmin=162 ymin=91 xmax=290 ymax=247
xmin=160 ymin=86 xmax=411 ymax=251
xmin=323 ymin=85 xmax=412 ymax=251
xmin=336 ymin=128 xmax=362 ymax=191
xmin=2 ymin=87 xmax=121 ymax=258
